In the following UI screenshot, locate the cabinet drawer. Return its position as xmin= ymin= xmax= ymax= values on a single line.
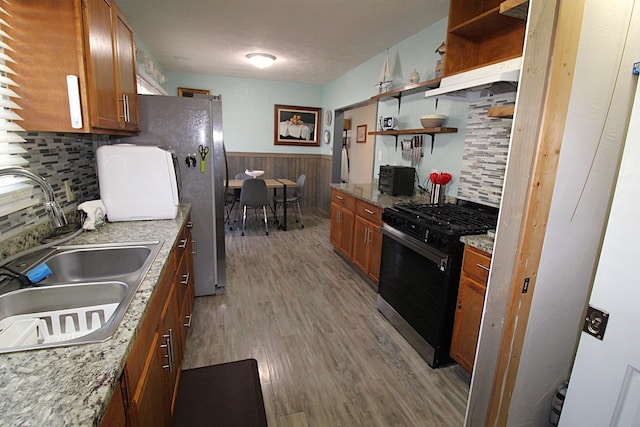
xmin=124 ymin=256 xmax=175 ymax=394
xmin=173 ymin=216 xmax=192 ymax=265
xmin=355 ymin=200 xmax=383 ymax=226
xmin=331 ymin=189 xmax=355 ymax=210
xmin=462 ymin=245 xmax=491 ymax=284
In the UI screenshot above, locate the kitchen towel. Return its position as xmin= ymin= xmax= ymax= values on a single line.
xmin=77 ymin=200 xmax=107 ymax=230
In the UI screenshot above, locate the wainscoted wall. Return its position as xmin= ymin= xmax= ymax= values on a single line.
xmin=458 ymin=93 xmax=516 ymax=207
xmin=226 ymin=152 xmax=333 ymax=215
xmin=0 ymin=133 xmax=100 ymax=242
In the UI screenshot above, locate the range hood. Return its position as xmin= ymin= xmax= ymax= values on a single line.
xmin=425 ymin=57 xmax=522 ymax=100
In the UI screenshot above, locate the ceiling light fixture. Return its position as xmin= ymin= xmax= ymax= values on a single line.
xmin=246 ymin=53 xmax=276 ymax=69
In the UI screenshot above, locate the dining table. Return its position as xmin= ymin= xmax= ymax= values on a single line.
xmin=225 ymin=178 xmax=299 ymax=231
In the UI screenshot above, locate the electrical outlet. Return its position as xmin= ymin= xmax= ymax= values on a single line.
xmin=64 ymin=180 xmax=75 ymax=202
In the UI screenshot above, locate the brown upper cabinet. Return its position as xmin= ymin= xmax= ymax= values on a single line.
xmin=444 ymin=0 xmax=527 ymax=76
xmin=11 ymin=0 xmax=140 ymax=135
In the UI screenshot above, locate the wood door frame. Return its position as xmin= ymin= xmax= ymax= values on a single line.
xmin=466 ymin=0 xmax=586 ymax=424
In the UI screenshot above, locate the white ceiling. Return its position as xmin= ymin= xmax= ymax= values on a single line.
xmin=116 ymin=0 xmax=450 ymax=84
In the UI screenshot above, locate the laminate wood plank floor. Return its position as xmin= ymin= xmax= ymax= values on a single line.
xmin=182 ymin=211 xmax=470 ymax=426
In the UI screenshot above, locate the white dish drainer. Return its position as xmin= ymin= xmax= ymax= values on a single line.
xmin=0 ymin=303 xmax=119 ymax=348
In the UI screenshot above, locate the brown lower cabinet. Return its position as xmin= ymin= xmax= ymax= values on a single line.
xmin=450 ymin=245 xmax=492 ymax=373
xmin=330 ymin=189 xmax=383 ymax=286
xmin=330 ymin=189 xmax=355 ymax=259
xmin=352 ymin=200 xmax=383 ymax=286
xmin=100 ymin=217 xmax=195 ymax=426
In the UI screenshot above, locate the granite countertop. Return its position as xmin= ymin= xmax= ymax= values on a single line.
xmin=460 ymin=234 xmax=495 ymax=254
xmin=0 ymin=205 xmax=191 ymax=427
xmin=330 ymin=182 xmax=431 ymax=208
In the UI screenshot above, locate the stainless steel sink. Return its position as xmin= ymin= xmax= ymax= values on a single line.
xmin=39 ymin=244 xmax=154 ymax=283
xmin=0 ymin=241 xmax=163 ymax=353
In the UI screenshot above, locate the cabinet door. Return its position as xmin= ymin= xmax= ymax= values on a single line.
xmin=450 ymin=275 xmax=487 ymax=373
xmin=368 ymin=225 xmax=383 ymax=285
xmin=159 ymin=284 xmax=181 ymax=417
xmin=352 ymin=216 xmax=370 ymax=274
xmin=178 ymin=273 xmax=195 ymax=358
xmin=83 ymin=0 xmax=120 ymax=130
xmin=100 ymin=376 xmax=126 ymax=427
xmin=338 ymin=208 xmax=354 ymax=258
xmin=330 ymin=202 xmax=341 ymax=248
xmin=127 ymin=332 xmax=171 ymax=427
xmin=113 ymin=5 xmax=140 ymax=131
xmin=11 ymin=0 xmax=90 ymax=133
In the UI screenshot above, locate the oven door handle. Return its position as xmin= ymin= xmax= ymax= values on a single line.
xmin=381 ymin=224 xmax=450 ymax=272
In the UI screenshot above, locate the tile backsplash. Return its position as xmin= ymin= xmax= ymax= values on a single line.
xmin=458 ymin=93 xmax=516 ymax=208
xmin=0 ymin=132 xmax=102 ymax=241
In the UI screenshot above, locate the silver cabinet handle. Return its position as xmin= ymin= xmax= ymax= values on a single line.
xmin=337 ymin=195 xmax=344 ymax=200
xmin=186 ymin=221 xmax=193 ymax=229
xmin=476 ymin=263 xmax=490 ymax=271
xmin=161 ymin=329 xmax=175 ymax=371
xmin=181 ymin=273 xmax=190 ymax=286
xmin=364 ymin=208 xmax=374 ymax=215
xmin=184 ymin=313 xmax=192 ymax=328
xmin=178 ymin=238 xmax=188 ymax=249
xmin=119 ymin=95 xmax=130 ymax=122
xmin=161 ymin=333 xmax=172 ymax=371
xmin=191 ymin=238 xmax=196 ymax=255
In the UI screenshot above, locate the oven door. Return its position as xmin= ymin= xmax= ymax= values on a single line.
xmin=377 ymin=224 xmax=459 ymax=368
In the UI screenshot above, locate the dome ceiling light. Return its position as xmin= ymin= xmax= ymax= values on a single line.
xmin=246 ymin=53 xmax=276 ymax=69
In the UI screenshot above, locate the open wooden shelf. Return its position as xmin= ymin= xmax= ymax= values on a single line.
xmin=369 ymin=127 xmax=458 ymax=154
xmin=444 ymin=0 xmax=526 ymax=77
xmin=488 ymin=105 xmax=515 ymax=118
xmin=371 ymin=78 xmax=442 ymax=102
xmin=368 ymin=127 xmax=457 ymax=136
xmin=449 ymin=5 xmax=523 ymax=40
xmin=500 ymin=0 xmax=529 ymax=19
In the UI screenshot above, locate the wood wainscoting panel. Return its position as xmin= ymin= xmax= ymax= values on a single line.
xmin=225 ymin=152 xmax=333 ymax=215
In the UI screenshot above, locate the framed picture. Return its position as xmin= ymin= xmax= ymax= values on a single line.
xmin=178 ymin=87 xmax=210 ymax=98
xmin=356 ymin=124 xmax=367 ymax=143
xmin=274 ymin=104 xmax=321 ymax=146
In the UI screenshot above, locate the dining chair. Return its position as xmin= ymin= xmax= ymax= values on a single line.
xmin=273 ymin=174 xmax=305 ymax=229
xmin=239 ymin=178 xmax=270 ymax=236
xmin=227 ymin=172 xmax=252 ymax=229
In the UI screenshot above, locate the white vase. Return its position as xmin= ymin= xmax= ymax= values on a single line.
xmin=409 ymin=69 xmax=420 ymax=84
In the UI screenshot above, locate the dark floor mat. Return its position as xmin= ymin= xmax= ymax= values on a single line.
xmin=173 ymin=359 xmax=267 ymax=427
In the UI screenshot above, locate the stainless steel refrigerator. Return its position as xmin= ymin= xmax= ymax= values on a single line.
xmin=122 ymin=94 xmax=226 ymax=296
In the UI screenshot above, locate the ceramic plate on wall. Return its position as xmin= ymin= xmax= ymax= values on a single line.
xmin=325 ymin=110 xmax=332 ymax=126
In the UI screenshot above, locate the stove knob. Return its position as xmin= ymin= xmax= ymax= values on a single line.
xmin=428 ymin=232 xmax=447 ymax=249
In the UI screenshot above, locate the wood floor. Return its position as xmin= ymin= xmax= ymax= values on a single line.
xmin=181 ymin=211 xmax=470 ymax=426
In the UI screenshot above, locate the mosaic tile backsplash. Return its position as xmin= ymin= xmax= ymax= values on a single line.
xmin=0 ymin=132 xmax=101 ymax=242
xmin=458 ymin=93 xmax=516 ymax=208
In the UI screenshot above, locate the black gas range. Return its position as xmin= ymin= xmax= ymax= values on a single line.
xmin=382 ymin=201 xmax=498 ymax=252
xmin=377 ymin=200 xmax=498 ymax=368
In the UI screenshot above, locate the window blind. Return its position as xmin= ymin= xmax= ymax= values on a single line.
xmin=0 ymin=2 xmax=35 ymax=217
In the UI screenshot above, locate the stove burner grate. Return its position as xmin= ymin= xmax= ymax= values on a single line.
xmin=392 ymin=202 xmax=497 ymax=235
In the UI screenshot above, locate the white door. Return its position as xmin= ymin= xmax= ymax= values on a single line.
xmin=559 ymin=73 xmax=640 ymax=424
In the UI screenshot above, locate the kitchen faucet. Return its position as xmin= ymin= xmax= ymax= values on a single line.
xmin=0 ymin=167 xmax=67 ymax=228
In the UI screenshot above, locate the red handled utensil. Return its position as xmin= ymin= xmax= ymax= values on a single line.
xmin=430 ymin=172 xmax=438 ymax=184
xmin=438 ymin=172 xmax=452 ymax=185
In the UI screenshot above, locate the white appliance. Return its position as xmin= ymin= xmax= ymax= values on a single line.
xmin=96 ymin=145 xmax=179 ymax=221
